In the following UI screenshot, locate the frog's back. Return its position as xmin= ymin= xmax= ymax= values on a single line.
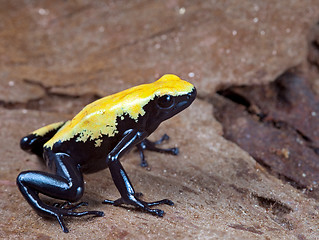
xmin=44 ymin=74 xmax=194 ymax=151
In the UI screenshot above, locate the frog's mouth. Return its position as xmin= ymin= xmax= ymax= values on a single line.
xmin=175 ymin=87 xmax=197 ymax=111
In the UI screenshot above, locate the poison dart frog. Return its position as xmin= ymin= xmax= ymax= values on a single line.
xmin=17 ymin=74 xmax=196 ymax=233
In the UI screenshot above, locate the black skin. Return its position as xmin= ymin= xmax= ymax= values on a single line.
xmin=17 ymin=88 xmax=196 ymax=233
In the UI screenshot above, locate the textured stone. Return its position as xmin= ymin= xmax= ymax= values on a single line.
xmin=0 ymin=1 xmax=318 ymax=102
xmin=213 ymin=71 xmax=319 ymax=197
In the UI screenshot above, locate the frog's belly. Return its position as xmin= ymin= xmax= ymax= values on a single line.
xmin=45 ymin=136 xmax=118 ymax=174
xmin=80 ymin=156 xmax=108 ymax=174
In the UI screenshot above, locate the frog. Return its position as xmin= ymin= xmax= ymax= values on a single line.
xmin=17 ymin=74 xmax=196 ymax=233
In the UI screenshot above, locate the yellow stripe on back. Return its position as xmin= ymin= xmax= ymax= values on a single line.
xmin=32 ymin=121 xmax=65 ymax=137
xmin=44 ymin=74 xmax=194 ymax=149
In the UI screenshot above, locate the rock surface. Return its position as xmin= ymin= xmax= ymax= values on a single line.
xmin=1 ymin=1 xmax=319 ymax=239
xmin=214 ymin=70 xmax=319 ymax=199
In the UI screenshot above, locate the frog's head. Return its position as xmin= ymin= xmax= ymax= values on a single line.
xmin=142 ymin=74 xmax=196 ymax=131
xmin=75 ymin=74 xmax=196 ymax=139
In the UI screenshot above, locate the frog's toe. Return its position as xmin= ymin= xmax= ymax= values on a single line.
xmin=145 ymin=198 xmax=174 ymax=207
xmin=66 ymin=202 xmax=88 ymax=210
xmin=102 ymin=197 xmax=124 ymax=206
xmin=168 ymin=147 xmax=179 ymax=155
xmin=53 ymin=201 xmax=89 ymax=210
xmin=153 ymin=209 xmax=164 ymax=217
xmin=56 ymin=214 xmax=69 ymax=233
xmin=155 ymin=134 xmax=170 ymax=144
xmin=52 ymin=207 xmax=104 ymax=233
xmin=67 ymin=210 xmax=105 ymax=217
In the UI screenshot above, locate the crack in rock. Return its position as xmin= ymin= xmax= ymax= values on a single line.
xmin=212 ymin=69 xmax=319 ymax=200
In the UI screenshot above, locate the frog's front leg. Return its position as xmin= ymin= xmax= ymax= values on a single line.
xmin=16 ymin=152 xmax=104 ymax=233
xmin=103 ymin=130 xmax=174 ymax=216
xmin=136 ymin=134 xmax=179 ymax=167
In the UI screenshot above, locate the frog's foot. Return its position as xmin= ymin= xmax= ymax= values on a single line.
xmin=52 ymin=201 xmax=89 ymax=211
xmin=136 ymin=134 xmax=179 ymax=167
xmin=102 ymin=195 xmax=174 ymax=217
xmin=49 ymin=201 xmax=103 ymax=233
xmin=48 ymin=205 xmax=104 ymax=233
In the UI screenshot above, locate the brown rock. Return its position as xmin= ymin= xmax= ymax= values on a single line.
xmin=1 ymin=1 xmax=318 ymax=102
xmin=213 ymin=71 xmax=319 ymax=196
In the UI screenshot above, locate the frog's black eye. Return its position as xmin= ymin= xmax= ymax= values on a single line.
xmin=157 ymin=95 xmax=175 ymax=109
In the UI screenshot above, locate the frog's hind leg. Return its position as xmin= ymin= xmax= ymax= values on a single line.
xmin=20 ymin=121 xmax=65 ymax=158
xmin=136 ymin=134 xmax=179 ymax=167
xmin=16 ymin=152 xmax=104 ymax=233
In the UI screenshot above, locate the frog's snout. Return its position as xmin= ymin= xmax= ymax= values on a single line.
xmin=187 ymin=87 xmax=197 ymax=101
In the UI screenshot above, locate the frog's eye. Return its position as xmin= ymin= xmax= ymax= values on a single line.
xmin=157 ymin=95 xmax=175 ymax=109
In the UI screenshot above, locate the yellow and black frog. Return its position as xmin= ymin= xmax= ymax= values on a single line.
xmin=17 ymin=74 xmax=196 ymax=232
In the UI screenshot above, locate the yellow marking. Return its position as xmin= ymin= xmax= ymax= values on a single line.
xmin=44 ymin=74 xmax=194 ymax=149
xmin=95 ymin=139 xmax=103 ymax=147
xmin=32 ymin=121 xmax=65 ymax=137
